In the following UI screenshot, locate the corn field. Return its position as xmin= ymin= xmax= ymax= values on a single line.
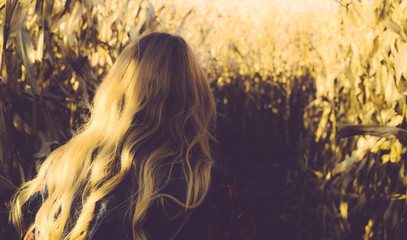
xmin=2 ymin=0 xmax=407 ymax=239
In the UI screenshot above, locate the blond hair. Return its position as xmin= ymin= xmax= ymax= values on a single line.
xmin=10 ymin=32 xmax=216 ymax=240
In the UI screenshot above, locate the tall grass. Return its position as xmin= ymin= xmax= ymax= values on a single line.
xmin=2 ymin=0 xmax=407 ymax=239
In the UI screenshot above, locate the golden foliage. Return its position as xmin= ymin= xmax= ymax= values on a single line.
xmin=2 ymin=0 xmax=407 ymax=239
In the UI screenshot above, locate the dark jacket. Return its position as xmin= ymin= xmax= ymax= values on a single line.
xmin=24 ymin=167 xmax=257 ymax=240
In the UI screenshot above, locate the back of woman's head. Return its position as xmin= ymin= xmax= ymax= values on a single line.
xmin=10 ymin=32 xmax=216 ymax=240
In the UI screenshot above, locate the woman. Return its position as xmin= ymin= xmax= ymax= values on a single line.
xmin=10 ymin=32 xmax=256 ymax=240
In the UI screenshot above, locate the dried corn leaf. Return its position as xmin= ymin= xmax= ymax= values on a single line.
xmin=0 ymin=174 xmax=17 ymax=192
xmin=0 ymin=102 xmax=6 ymax=168
xmin=340 ymin=201 xmax=348 ymax=220
xmin=6 ymin=0 xmax=30 ymax=36
xmin=12 ymin=111 xmax=31 ymax=135
xmin=16 ymin=30 xmax=38 ymax=95
xmin=395 ymin=44 xmax=407 ymax=95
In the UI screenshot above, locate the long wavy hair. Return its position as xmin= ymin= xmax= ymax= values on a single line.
xmin=10 ymin=32 xmax=216 ymax=240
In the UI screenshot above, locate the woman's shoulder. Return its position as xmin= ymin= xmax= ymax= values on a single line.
xmin=182 ymin=165 xmax=257 ymax=240
xmin=211 ymin=165 xmax=236 ymax=182
xmin=207 ymin=165 xmax=238 ymax=203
